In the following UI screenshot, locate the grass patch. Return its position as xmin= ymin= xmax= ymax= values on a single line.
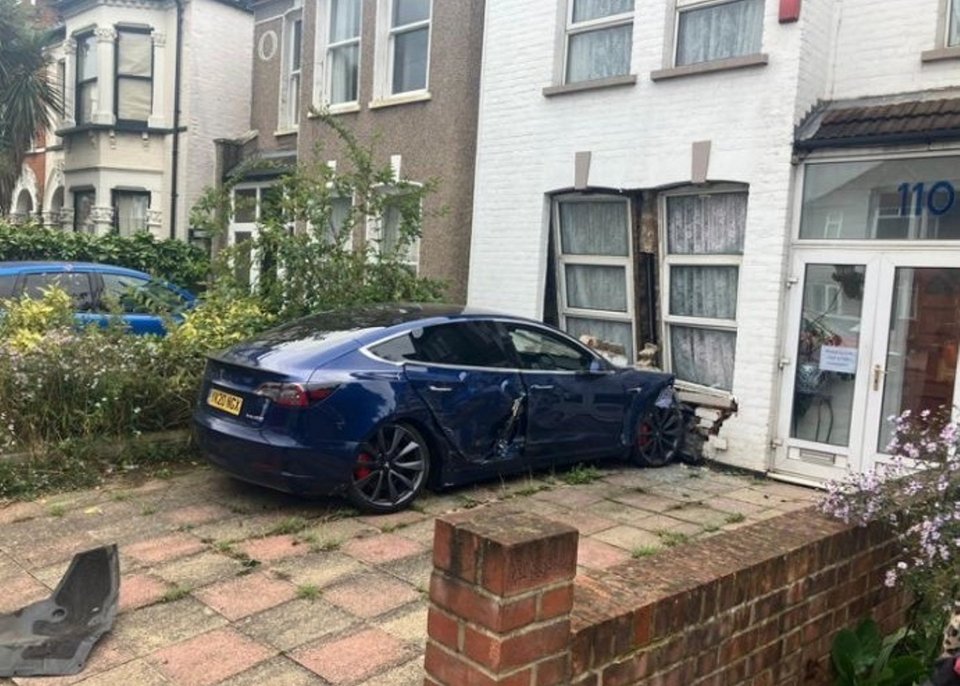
xmin=111 ymin=491 xmax=131 ymax=501
xmin=560 ymin=464 xmax=602 ymax=486
xmin=631 ymin=546 xmax=660 ymax=559
xmin=267 ymin=516 xmax=310 ymax=537
xmin=161 ymin=585 xmax=192 ymax=603
xmin=724 ymin=512 xmax=746 ymax=524
xmin=140 ymin=505 xmax=157 ymax=516
xmin=309 ymin=538 xmax=342 ymax=553
xmin=48 ymin=503 xmax=66 ymax=518
xmin=296 ymin=584 xmax=321 ymax=601
xmin=702 ymin=523 xmax=721 ymax=533
xmin=657 ymin=531 xmax=691 ymax=548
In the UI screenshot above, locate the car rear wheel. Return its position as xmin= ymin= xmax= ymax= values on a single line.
xmin=347 ymin=422 xmax=430 ymax=514
xmin=631 ymin=406 xmax=685 ymax=468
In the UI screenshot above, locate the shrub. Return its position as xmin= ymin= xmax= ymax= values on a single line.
xmin=0 ymin=222 xmax=210 ymax=292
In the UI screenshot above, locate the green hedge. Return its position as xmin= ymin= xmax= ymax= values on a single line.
xmin=0 ymin=222 xmax=210 ymax=292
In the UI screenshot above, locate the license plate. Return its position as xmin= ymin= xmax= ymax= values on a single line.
xmin=207 ymin=389 xmax=243 ymax=416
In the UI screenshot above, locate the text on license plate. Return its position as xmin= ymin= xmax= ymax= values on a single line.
xmin=208 ymin=389 xmax=243 ymax=416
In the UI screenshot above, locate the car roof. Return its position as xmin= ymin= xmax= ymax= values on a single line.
xmin=0 ymin=261 xmax=152 ymax=279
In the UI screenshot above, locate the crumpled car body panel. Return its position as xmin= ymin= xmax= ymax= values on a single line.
xmin=0 ymin=544 xmax=119 ymax=677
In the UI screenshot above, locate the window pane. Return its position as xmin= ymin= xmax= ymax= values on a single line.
xmin=77 ymin=35 xmax=97 ymax=81
xmin=370 ymin=334 xmax=417 ymax=362
xmin=290 ymin=73 xmax=301 ymax=124
xmin=0 ymin=275 xmax=16 ymax=299
xmin=670 ymin=326 xmax=736 ymax=390
xmin=330 ymin=0 xmax=361 ymax=41
xmin=78 ymin=82 xmax=97 ymax=123
xmin=117 ymin=32 xmax=152 ymax=76
xmin=234 ymin=189 xmax=257 ymax=223
xmin=666 ymin=193 xmax=746 ymax=254
xmin=951 ymin=0 xmax=959 ymax=46
xmin=291 ymin=19 xmax=302 ymax=70
xmin=115 ymin=192 xmax=149 ymax=236
xmin=800 ymin=158 xmax=960 ymax=240
xmin=565 ymin=264 xmax=627 ymax=312
xmin=408 ymin=322 xmax=513 ymax=368
xmin=676 ymin=0 xmax=763 ymax=66
xmin=558 ymin=201 xmax=628 ymax=256
xmin=670 ymin=266 xmax=739 ymax=319
xmin=564 ymin=317 xmax=633 ymax=362
xmin=393 ymin=0 xmax=430 ymax=27
xmin=508 ymin=325 xmax=594 ymax=371
xmin=326 ymin=197 xmax=352 ymax=244
xmin=117 ymin=79 xmax=152 ymax=121
xmin=566 ymin=24 xmax=632 ymax=83
xmin=572 ymin=0 xmax=634 ymax=23
xmin=329 ymin=43 xmax=359 ymax=103
xmin=74 ymin=191 xmax=95 ymax=232
xmin=392 ymin=26 xmax=429 ymax=93
xmin=23 ymin=273 xmax=94 ymax=311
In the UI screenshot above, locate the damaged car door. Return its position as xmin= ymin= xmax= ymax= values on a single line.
xmin=402 ymin=320 xmax=527 ymax=466
xmin=503 ymin=323 xmax=628 ymax=463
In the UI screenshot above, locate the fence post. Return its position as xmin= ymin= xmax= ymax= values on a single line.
xmin=424 ymin=508 xmax=579 ymax=686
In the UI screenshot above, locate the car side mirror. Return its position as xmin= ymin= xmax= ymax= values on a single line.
xmin=582 ymin=358 xmax=607 ymax=375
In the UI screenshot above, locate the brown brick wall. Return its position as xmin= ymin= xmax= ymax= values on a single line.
xmin=426 ymin=507 xmax=909 ymax=686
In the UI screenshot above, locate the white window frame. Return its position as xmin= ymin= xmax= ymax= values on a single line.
xmin=553 ymin=193 xmax=636 ymax=363
xmin=314 ymin=0 xmax=362 ymax=112
xmin=562 ymin=0 xmax=635 ymax=85
xmin=278 ymin=6 xmax=303 ymax=132
xmin=671 ymin=0 xmax=764 ymax=68
xmin=365 ymin=183 xmax=422 ymax=272
xmin=372 ymin=0 xmax=433 ymax=104
xmin=659 ymin=186 xmax=746 ymax=393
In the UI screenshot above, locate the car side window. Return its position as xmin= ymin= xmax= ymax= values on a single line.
xmin=371 ymin=321 xmax=513 ymax=368
xmin=100 ymin=273 xmax=153 ymax=313
xmin=506 ymin=325 xmax=595 ymax=372
xmin=21 ymin=272 xmax=95 ymax=311
xmin=0 ymin=275 xmax=16 ymax=300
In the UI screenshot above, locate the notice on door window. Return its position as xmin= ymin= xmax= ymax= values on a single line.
xmin=819 ymin=345 xmax=858 ymax=375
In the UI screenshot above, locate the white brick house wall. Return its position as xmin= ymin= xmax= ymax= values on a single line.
xmin=468 ymin=0 xmax=960 ymax=474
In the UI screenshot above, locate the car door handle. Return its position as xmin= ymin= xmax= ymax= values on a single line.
xmin=529 ymin=384 xmax=555 ymax=391
xmin=428 ymin=385 xmax=454 ymax=393
xmin=627 ymin=387 xmax=644 ymax=394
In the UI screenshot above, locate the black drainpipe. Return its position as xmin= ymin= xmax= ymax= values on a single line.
xmin=169 ymin=0 xmax=184 ymax=239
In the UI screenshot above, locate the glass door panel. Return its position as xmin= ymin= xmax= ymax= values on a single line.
xmin=876 ymin=267 xmax=960 ymax=451
xmin=790 ymin=264 xmax=866 ymax=447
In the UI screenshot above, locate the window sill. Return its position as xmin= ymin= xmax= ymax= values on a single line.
xmin=368 ymin=91 xmax=432 ymax=109
xmin=542 ymin=74 xmax=637 ymax=97
xmin=308 ymin=102 xmax=361 ymax=117
xmin=674 ymin=380 xmax=737 ymax=408
xmin=650 ymin=53 xmax=769 ymax=82
xmin=273 ymin=128 xmax=299 ymax=138
xmin=55 ymin=122 xmax=180 ymax=136
xmin=921 ymin=45 xmax=960 ymax=63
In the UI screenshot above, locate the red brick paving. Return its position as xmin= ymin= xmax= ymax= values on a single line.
xmin=340 ymin=533 xmax=424 ymax=564
xmin=324 ymin=575 xmax=421 ymax=618
xmin=0 ymin=573 xmax=49 ymax=613
xmin=163 ymin=504 xmax=232 ymax=528
xmin=237 ymin=534 xmax=310 ymax=563
xmin=576 ymin=537 xmax=632 ymax=570
xmin=194 ymin=572 xmax=297 ymax=620
xmin=148 ymin=628 xmax=275 ymax=686
xmin=292 ymin=628 xmax=409 ymax=684
xmin=119 ymin=574 xmax=169 ymax=612
xmin=125 ymin=534 xmax=206 ymax=566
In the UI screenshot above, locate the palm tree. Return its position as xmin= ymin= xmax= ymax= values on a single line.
xmin=0 ymin=0 xmax=61 ymax=216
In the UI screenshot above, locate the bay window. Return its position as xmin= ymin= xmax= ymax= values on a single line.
xmin=662 ymin=189 xmax=746 ymax=391
xmin=674 ymin=0 xmax=764 ymax=67
xmin=113 ymin=190 xmax=150 ymax=236
xmin=115 ymin=29 xmax=153 ymax=124
xmin=554 ymin=195 xmax=635 ymax=363
xmin=564 ymin=0 xmax=634 ymax=84
xmin=73 ymin=189 xmax=95 ymax=233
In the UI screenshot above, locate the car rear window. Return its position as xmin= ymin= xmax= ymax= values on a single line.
xmin=370 ymin=321 xmax=514 ymax=369
xmin=21 ymin=272 xmax=95 ymax=311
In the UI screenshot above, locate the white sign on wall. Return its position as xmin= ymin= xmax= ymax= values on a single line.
xmin=819 ymin=345 xmax=858 ymax=375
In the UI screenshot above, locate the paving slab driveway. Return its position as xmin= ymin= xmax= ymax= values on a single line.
xmin=0 ymin=462 xmax=818 ymax=685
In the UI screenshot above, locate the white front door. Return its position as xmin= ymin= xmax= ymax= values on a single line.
xmin=775 ymin=251 xmax=960 ymax=481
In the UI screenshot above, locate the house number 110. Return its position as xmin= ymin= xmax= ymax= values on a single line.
xmin=898 ymin=181 xmax=957 ymax=216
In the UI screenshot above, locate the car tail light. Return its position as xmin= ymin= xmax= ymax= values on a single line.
xmin=254 ymin=382 xmax=340 ymax=407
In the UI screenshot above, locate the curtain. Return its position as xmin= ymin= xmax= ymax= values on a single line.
xmin=565 ymin=265 xmax=627 ymax=312
xmin=393 ymin=27 xmax=429 ymax=93
xmin=572 ymin=0 xmax=634 ymax=23
xmin=566 ymin=317 xmax=634 ymax=361
xmin=951 ymin=0 xmax=960 ymax=46
xmin=676 ymin=0 xmax=763 ymax=66
xmin=118 ymin=32 xmax=152 ymax=77
xmin=330 ymin=44 xmax=359 ymax=103
xmin=78 ymin=82 xmax=97 ymax=124
xmin=566 ymin=25 xmax=632 ymax=83
xmin=327 ymin=197 xmax=352 ymax=244
xmin=78 ymin=35 xmax=97 ymax=81
xmin=559 ymin=201 xmax=629 ymax=256
xmin=671 ymin=326 xmax=736 ymax=390
xmin=393 ymin=0 xmax=430 ymax=26
xmin=670 ymin=266 xmax=739 ymax=319
xmin=116 ymin=194 xmax=149 ymax=236
xmin=118 ymin=80 xmax=152 ymax=121
xmin=666 ymin=193 xmax=746 ymax=255
xmin=331 ymin=0 xmax=361 ymax=41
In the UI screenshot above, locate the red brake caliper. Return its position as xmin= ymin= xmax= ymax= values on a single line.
xmin=355 ymin=453 xmax=374 ymax=480
xmin=637 ymin=423 xmax=653 ymax=449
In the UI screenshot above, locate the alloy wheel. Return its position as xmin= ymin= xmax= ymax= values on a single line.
xmin=350 ymin=423 xmax=428 ymax=512
xmin=633 ymin=406 xmax=685 ymax=468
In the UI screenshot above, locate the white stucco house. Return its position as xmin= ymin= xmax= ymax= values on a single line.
xmin=16 ymin=0 xmax=253 ymax=240
xmin=468 ymin=0 xmax=960 ymax=483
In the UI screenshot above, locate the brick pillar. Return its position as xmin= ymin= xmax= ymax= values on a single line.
xmin=425 ymin=509 xmax=579 ymax=686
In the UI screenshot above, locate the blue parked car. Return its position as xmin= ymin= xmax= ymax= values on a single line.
xmin=194 ymin=304 xmax=683 ymax=513
xmin=0 ymin=262 xmax=195 ymax=336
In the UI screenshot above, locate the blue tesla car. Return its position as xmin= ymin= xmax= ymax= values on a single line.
xmin=193 ymin=304 xmax=682 ymax=513
xmin=0 ymin=262 xmax=195 ymax=336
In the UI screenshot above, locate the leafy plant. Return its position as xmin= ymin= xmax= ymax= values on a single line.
xmin=831 ymin=619 xmax=926 ymax=686
xmin=560 ymin=464 xmax=602 ymax=486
